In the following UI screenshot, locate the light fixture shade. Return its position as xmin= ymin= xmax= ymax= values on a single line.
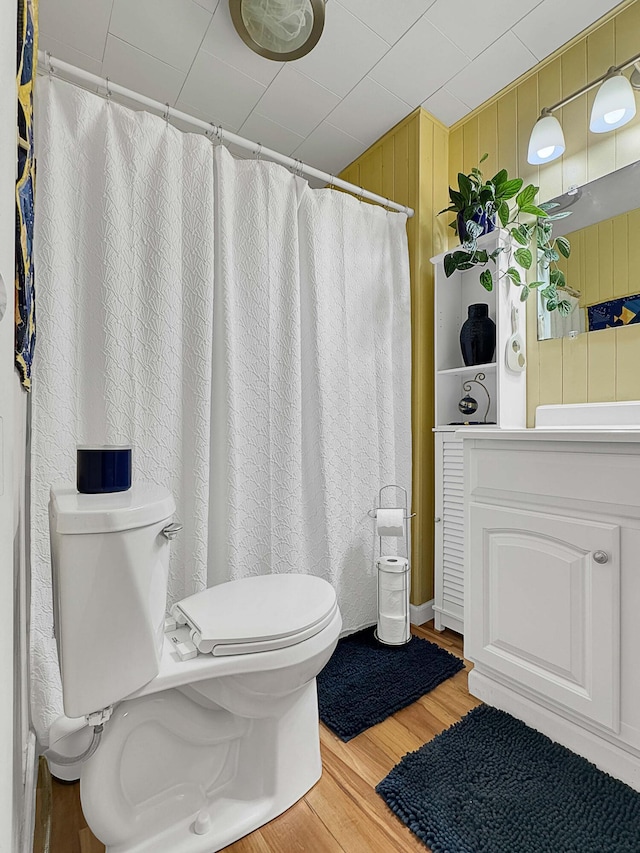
xmin=590 ymin=73 xmax=637 ymax=132
xmin=527 ymin=114 xmax=565 ymax=165
xmin=229 ymin=0 xmax=326 ymax=62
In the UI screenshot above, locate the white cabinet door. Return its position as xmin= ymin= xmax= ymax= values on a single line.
xmin=466 ymin=504 xmax=620 ymax=731
xmin=434 ymin=431 xmax=464 ymax=633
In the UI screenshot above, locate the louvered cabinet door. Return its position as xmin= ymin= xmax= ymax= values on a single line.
xmin=434 ymin=430 xmax=464 ymax=634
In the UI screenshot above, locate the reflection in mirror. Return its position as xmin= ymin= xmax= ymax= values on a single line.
xmin=537 ymin=159 xmax=640 ymax=341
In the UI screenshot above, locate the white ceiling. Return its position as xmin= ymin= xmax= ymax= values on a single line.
xmin=39 ymin=0 xmax=624 ymax=177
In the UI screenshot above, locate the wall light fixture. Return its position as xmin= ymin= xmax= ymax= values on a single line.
xmin=527 ymin=50 xmax=640 ymax=165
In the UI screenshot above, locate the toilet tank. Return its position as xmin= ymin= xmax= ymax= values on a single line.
xmin=49 ymin=483 xmax=176 ymax=718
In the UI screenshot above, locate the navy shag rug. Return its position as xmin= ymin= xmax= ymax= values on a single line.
xmin=316 ymin=627 xmax=464 ymax=741
xmin=376 ymin=704 xmax=640 ymax=853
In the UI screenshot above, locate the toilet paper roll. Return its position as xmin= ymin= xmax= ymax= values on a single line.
xmin=377 ymin=614 xmax=408 ymax=645
xmin=379 ymin=588 xmax=405 ymax=617
xmin=379 ymin=572 xmax=407 ymax=592
xmin=377 ymin=555 xmax=409 ymax=573
xmin=376 ymin=509 xmax=405 ymax=537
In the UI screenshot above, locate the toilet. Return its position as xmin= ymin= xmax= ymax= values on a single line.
xmin=48 ymin=482 xmax=342 ymax=853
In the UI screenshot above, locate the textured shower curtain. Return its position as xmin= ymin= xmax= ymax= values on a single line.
xmin=31 ymin=81 xmax=411 ymax=745
xmin=211 ymin=147 xmax=411 ymax=635
xmin=31 ymin=77 xmax=215 ymax=743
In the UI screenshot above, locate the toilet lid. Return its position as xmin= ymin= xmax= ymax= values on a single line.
xmin=173 ymin=574 xmax=337 ymax=654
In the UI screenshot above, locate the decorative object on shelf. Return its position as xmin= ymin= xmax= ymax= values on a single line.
xmin=460 ymin=303 xmax=495 ymax=366
xmin=505 ymin=306 xmax=526 ymax=372
xmin=229 ymin=0 xmax=326 ymax=61
xmin=528 ymin=49 xmax=640 ymax=164
xmin=439 ymin=154 xmax=510 ymax=243
xmin=439 ymin=156 xmax=573 ymax=315
xmin=459 ymin=373 xmax=491 ymax=424
xmin=458 ymin=394 xmax=478 ymax=417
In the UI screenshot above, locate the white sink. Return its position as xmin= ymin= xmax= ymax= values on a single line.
xmin=535 ymin=401 xmax=640 ymax=429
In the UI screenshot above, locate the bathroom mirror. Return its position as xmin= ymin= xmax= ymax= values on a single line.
xmin=537 ymin=158 xmax=640 ymax=341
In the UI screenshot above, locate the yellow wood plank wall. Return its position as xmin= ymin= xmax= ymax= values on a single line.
xmin=557 ymin=209 xmax=640 ymax=309
xmin=447 ymin=0 xmax=640 ymax=424
xmin=339 ymin=109 xmax=449 ymax=606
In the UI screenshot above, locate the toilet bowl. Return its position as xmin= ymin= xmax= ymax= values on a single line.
xmin=48 ymin=483 xmax=342 ymax=853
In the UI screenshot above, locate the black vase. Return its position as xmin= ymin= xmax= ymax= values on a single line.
xmin=460 ymin=304 xmax=496 ymax=366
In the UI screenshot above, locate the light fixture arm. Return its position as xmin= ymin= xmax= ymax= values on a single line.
xmin=539 ymin=50 xmax=640 ymax=117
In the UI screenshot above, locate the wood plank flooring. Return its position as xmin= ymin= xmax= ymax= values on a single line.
xmin=36 ymin=621 xmax=477 ymax=853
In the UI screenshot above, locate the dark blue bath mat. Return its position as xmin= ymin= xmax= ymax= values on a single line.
xmin=376 ymin=704 xmax=640 ymax=853
xmin=317 ymin=627 xmax=464 ymax=741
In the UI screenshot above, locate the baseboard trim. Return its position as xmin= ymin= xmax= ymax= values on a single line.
xmin=469 ymin=669 xmax=640 ymax=793
xmin=410 ymin=599 xmax=434 ymax=627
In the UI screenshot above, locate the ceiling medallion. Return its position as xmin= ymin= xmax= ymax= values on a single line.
xmin=229 ymin=0 xmax=326 ymax=62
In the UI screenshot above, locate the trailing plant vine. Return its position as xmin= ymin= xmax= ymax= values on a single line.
xmin=439 ymin=154 xmax=574 ymax=315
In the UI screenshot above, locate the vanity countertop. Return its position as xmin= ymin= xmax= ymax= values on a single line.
xmin=460 ymin=427 xmax=640 ymax=442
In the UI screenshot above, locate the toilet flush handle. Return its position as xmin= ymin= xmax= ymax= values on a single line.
xmin=161 ymin=522 xmax=183 ymax=540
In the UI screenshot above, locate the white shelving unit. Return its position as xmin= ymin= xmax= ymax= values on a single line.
xmin=431 ymin=229 xmax=527 ymax=634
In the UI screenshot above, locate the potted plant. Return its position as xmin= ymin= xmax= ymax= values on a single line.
xmin=439 ymin=154 xmax=573 ymax=315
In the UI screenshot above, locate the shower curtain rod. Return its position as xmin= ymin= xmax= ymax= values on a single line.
xmin=37 ymin=51 xmax=414 ymax=218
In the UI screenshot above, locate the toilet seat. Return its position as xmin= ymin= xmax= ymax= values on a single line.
xmin=171 ymin=574 xmax=338 ymax=656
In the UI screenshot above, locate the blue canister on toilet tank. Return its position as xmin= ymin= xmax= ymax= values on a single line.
xmin=77 ymin=446 xmax=132 ymax=493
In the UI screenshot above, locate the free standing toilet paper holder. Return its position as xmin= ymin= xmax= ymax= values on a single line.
xmin=368 ymin=484 xmax=415 ymax=560
xmin=369 ymin=485 xmax=416 ymax=646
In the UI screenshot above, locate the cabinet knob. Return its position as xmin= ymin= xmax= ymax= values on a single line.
xmin=593 ymin=550 xmax=609 ymax=564
xmin=434 ymin=517 xmax=441 ymax=523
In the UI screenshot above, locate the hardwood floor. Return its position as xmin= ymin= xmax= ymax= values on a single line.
xmin=36 ymin=621 xmax=478 ymax=853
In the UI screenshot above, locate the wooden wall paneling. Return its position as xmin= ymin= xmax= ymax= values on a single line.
xmin=588 ymin=328 xmax=617 ymax=401
xmin=448 ymin=128 xmax=463 ymax=194
xmin=394 ymin=123 xmax=410 ymax=207
xmin=616 ymin=325 xmax=640 ymax=399
xmin=432 ymin=123 xmax=449 ymax=259
xmin=614 ymin=2 xmax=640 ymax=168
xmin=614 ymin=0 xmax=640 ymax=62
xmin=496 ymin=89 xmax=518 ymax=181
xmin=561 ymin=333 xmax=588 ymax=403
xmin=628 ymin=209 xmax=640 ymax=283
xmin=340 ymin=163 xmax=360 ymax=195
xmin=583 ymin=224 xmax=600 ymax=307
xmin=447 ymin=127 xmax=463 ymax=249
xmin=462 ymin=117 xmax=479 ymax=174
xmin=408 ymin=115 xmax=430 ymax=605
xmin=359 ymin=145 xmax=383 ymax=198
xmin=612 ymin=213 xmax=630 ymax=299
xmin=537 ymin=59 xmax=564 ymax=203
xmin=537 ymin=338 xmax=564 ymax=406
xmin=597 ymin=219 xmax=614 ymax=303
xmin=586 ymin=20 xmax=617 ymax=182
xmin=477 ymin=102 xmax=498 ymax=179
xmin=515 ymin=75 xmax=539 ymax=186
xmin=381 ymin=136 xmax=395 ymax=203
xmin=560 ymin=41 xmax=588 ymax=192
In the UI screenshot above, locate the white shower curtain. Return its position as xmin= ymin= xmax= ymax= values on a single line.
xmin=211 ymin=147 xmax=411 ymax=634
xmin=31 ymin=77 xmax=215 ymax=743
xmin=32 ymin=80 xmax=411 ymax=745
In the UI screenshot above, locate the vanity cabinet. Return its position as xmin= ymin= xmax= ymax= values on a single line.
xmin=431 ymin=230 xmax=526 ymax=634
xmin=464 ymin=429 xmax=640 ymax=790
xmin=433 ymin=430 xmax=464 ymax=633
